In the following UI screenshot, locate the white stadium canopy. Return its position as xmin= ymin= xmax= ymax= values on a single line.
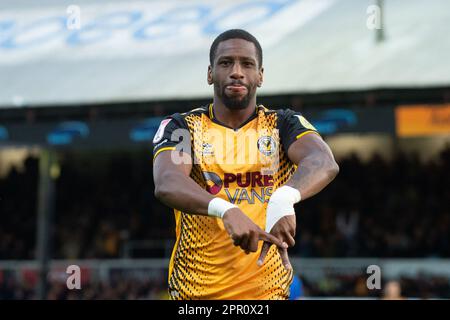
xmin=0 ymin=0 xmax=449 ymax=108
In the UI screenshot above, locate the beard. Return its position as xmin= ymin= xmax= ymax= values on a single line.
xmin=215 ymin=82 xmax=255 ymax=110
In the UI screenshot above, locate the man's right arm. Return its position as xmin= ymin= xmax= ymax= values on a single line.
xmin=153 ymin=150 xmax=213 ymax=215
xmin=153 ymin=150 xmax=287 ymax=254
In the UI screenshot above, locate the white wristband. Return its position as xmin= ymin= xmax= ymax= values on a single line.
xmin=208 ymin=198 xmax=237 ymax=218
xmin=265 ymin=186 xmax=301 ymax=232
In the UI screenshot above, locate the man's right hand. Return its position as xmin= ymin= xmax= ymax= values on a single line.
xmin=222 ymin=208 xmax=288 ymax=254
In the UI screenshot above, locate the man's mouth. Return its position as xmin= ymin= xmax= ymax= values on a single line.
xmin=225 ymin=83 xmax=247 ymax=93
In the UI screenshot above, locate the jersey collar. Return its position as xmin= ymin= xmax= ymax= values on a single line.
xmin=208 ymin=103 xmax=259 ymax=130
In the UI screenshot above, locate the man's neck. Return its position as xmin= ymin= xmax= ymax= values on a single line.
xmin=212 ymin=98 xmax=257 ymax=129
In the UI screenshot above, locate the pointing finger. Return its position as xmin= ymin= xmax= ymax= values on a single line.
xmin=259 ymin=231 xmax=288 ymax=249
xmin=279 ymin=247 xmax=292 ymax=270
xmin=257 ymin=241 xmax=271 ymax=266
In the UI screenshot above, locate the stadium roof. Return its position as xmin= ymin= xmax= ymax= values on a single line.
xmin=0 ymin=0 xmax=449 ymax=108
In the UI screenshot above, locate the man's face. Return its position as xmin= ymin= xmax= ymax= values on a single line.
xmin=208 ymin=39 xmax=263 ymax=110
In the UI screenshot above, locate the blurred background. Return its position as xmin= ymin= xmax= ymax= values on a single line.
xmin=0 ymin=0 xmax=449 ymax=300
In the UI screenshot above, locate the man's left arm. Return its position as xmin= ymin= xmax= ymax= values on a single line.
xmin=285 ymin=133 xmax=339 ymax=199
xmin=258 ymin=132 xmax=339 ymax=269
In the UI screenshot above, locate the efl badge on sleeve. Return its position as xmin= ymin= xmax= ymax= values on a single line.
xmin=153 ymin=119 xmax=172 ymax=143
xmin=295 ymin=115 xmax=317 ymax=131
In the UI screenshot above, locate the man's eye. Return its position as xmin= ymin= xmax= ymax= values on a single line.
xmin=220 ymin=61 xmax=230 ymax=66
xmin=243 ymin=61 xmax=254 ymax=67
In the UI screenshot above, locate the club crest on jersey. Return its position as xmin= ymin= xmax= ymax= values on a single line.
xmin=153 ymin=119 xmax=171 ymax=143
xmin=257 ymin=136 xmax=277 ymax=156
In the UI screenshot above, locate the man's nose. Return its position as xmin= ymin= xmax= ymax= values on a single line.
xmin=230 ymin=63 xmax=244 ymax=79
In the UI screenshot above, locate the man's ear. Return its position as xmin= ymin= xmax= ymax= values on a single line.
xmin=207 ymin=65 xmax=213 ymax=85
xmin=258 ymin=67 xmax=264 ymax=87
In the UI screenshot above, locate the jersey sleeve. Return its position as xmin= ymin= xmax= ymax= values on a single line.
xmin=152 ymin=113 xmax=191 ymax=160
xmin=277 ymin=109 xmax=321 ymax=154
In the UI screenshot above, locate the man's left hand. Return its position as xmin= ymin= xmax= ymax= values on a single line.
xmin=257 ymin=215 xmax=296 ymax=270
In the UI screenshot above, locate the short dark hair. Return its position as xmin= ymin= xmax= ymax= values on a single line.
xmin=209 ymin=29 xmax=263 ymax=68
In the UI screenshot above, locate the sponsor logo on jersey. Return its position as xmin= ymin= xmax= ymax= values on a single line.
xmin=202 ymin=171 xmax=273 ymax=204
xmin=203 ymin=171 xmax=223 ymax=195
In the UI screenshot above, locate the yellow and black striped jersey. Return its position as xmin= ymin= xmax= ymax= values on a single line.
xmin=152 ymin=104 xmax=319 ymax=300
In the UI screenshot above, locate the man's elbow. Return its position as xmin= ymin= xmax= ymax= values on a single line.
xmin=154 ymin=184 xmax=168 ymax=201
xmin=326 ymin=158 xmax=339 ymax=181
xmin=154 ymin=176 xmax=173 ymax=202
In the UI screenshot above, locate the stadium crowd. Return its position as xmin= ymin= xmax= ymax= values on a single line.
xmin=1 ymin=269 xmax=449 ymax=299
xmin=1 ymin=146 xmax=449 ymax=260
xmin=1 ymin=144 xmax=449 ymax=299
